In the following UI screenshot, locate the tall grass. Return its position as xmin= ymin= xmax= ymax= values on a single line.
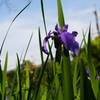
xmin=0 ymin=0 xmax=100 ymax=100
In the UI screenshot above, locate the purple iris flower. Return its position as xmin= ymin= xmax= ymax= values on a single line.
xmin=42 ymin=24 xmax=79 ymax=56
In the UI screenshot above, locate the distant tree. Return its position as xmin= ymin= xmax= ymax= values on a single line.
xmin=0 ymin=0 xmax=31 ymax=11
xmin=71 ymin=36 xmax=100 ymax=73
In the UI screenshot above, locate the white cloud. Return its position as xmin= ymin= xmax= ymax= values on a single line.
xmin=64 ymin=8 xmax=98 ymax=41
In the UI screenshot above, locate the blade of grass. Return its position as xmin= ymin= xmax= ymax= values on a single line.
xmin=62 ymin=48 xmax=74 ymax=100
xmin=47 ymin=74 xmax=60 ymax=100
xmin=0 ymin=1 xmax=32 ymax=56
xmin=87 ymin=25 xmax=99 ymax=98
xmin=19 ymin=49 xmax=24 ymax=62
xmin=27 ymin=74 xmax=35 ymax=100
xmin=57 ymin=0 xmax=65 ymax=27
xmin=16 ymin=54 xmax=22 ymax=100
xmin=82 ymin=29 xmax=87 ymax=54
xmin=97 ymin=90 xmax=100 ymax=100
xmin=73 ymin=57 xmax=80 ymax=97
xmin=2 ymin=52 xmax=8 ymax=100
xmin=32 ymin=54 xmax=49 ymax=100
xmin=25 ymin=61 xmax=30 ymax=100
xmin=38 ymin=27 xmax=44 ymax=66
xmin=8 ymin=70 xmax=18 ymax=100
xmin=52 ymin=73 xmax=63 ymax=100
xmin=40 ymin=0 xmax=53 ymax=60
xmin=79 ymin=29 xmax=88 ymax=50
xmin=80 ymin=59 xmax=96 ymax=100
xmin=55 ymin=86 xmax=63 ymax=100
xmin=40 ymin=0 xmax=47 ymax=35
xmin=23 ymin=33 xmax=33 ymax=62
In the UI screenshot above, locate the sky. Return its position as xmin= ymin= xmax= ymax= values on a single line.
xmin=0 ymin=0 xmax=100 ymax=70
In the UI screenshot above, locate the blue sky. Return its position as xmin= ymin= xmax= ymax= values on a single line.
xmin=0 ymin=0 xmax=100 ymax=70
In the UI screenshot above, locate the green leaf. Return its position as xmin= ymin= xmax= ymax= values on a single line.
xmin=55 ymin=86 xmax=63 ymax=100
xmin=73 ymin=57 xmax=80 ymax=97
xmin=47 ymin=74 xmax=60 ymax=100
xmin=23 ymin=33 xmax=33 ymax=61
xmin=32 ymin=54 xmax=49 ymax=100
xmin=87 ymin=25 xmax=99 ymax=98
xmin=62 ymin=48 xmax=74 ymax=100
xmin=16 ymin=54 xmax=22 ymax=100
xmin=40 ymin=0 xmax=53 ymax=60
xmin=25 ymin=61 xmax=30 ymax=100
xmin=9 ymin=70 xmax=17 ymax=100
xmin=80 ymin=59 xmax=96 ymax=100
xmin=40 ymin=0 xmax=47 ymax=35
xmin=2 ymin=52 xmax=8 ymax=100
xmin=38 ymin=27 xmax=44 ymax=66
xmin=57 ymin=0 xmax=65 ymax=27
xmin=97 ymin=90 xmax=100 ymax=100
xmin=54 ymin=74 xmax=63 ymax=100
xmin=82 ymin=30 xmax=87 ymax=53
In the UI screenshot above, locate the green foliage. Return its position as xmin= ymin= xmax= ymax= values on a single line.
xmin=71 ymin=36 xmax=100 ymax=70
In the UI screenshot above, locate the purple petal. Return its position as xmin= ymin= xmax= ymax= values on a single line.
xmin=58 ymin=32 xmax=79 ymax=56
xmin=72 ymin=31 xmax=78 ymax=37
xmin=62 ymin=24 xmax=68 ymax=32
xmin=98 ymin=76 xmax=100 ymax=80
xmin=42 ymin=31 xmax=53 ymax=54
xmin=42 ymin=39 xmax=49 ymax=55
xmin=55 ymin=24 xmax=61 ymax=33
xmin=48 ymin=30 xmax=52 ymax=36
xmin=70 ymin=41 xmax=79 ymax=56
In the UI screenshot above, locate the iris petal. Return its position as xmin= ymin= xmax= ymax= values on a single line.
xmin=62 ymin=24 xmax=68 ymax=32
xmin=58 ymin=32 xmax=79 ymax=56
xmin=70 ymin=41 xmax=79 ymax=56
xmin=72 ymin=31 xmax=78 ymax=37
xmin=55 ymin=24 xmax=61 ymax=33
xmin=42 ymin=31 xmax=53 ymax=54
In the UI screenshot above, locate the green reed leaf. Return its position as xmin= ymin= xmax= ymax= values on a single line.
xmin=25 ymin=61 xmax=30 ymax=100
xmin=32 ymin=54 xmax=49 ymax=100
xmin=87 ymin=25 xmax=99 ymax=98
xmin=57 ymin=0 xmax=65 ymax=27
xmin=82 ymin=30 xmax=87 ymax=54
xmin=73 ymin=57 xmax=80 ymax=97
xmin=16 ymin=54 xmax=22 ymax=100
xmin=23 ymin=33 xmax=33 ymax=62
xmin=40 ymin=0 xmax=47 ymax=35
xmin=80 ymin=59 xmax=96 ymax=100
xmin=38 ymin=27 xmax=44 ymax=66
xmin=62 ymin=50 xmax=74 ymax=100
xmin=40 ymin=0 xmax=53 ymax=60
xmin=2 ymin=52 xmax=8 ymax=100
